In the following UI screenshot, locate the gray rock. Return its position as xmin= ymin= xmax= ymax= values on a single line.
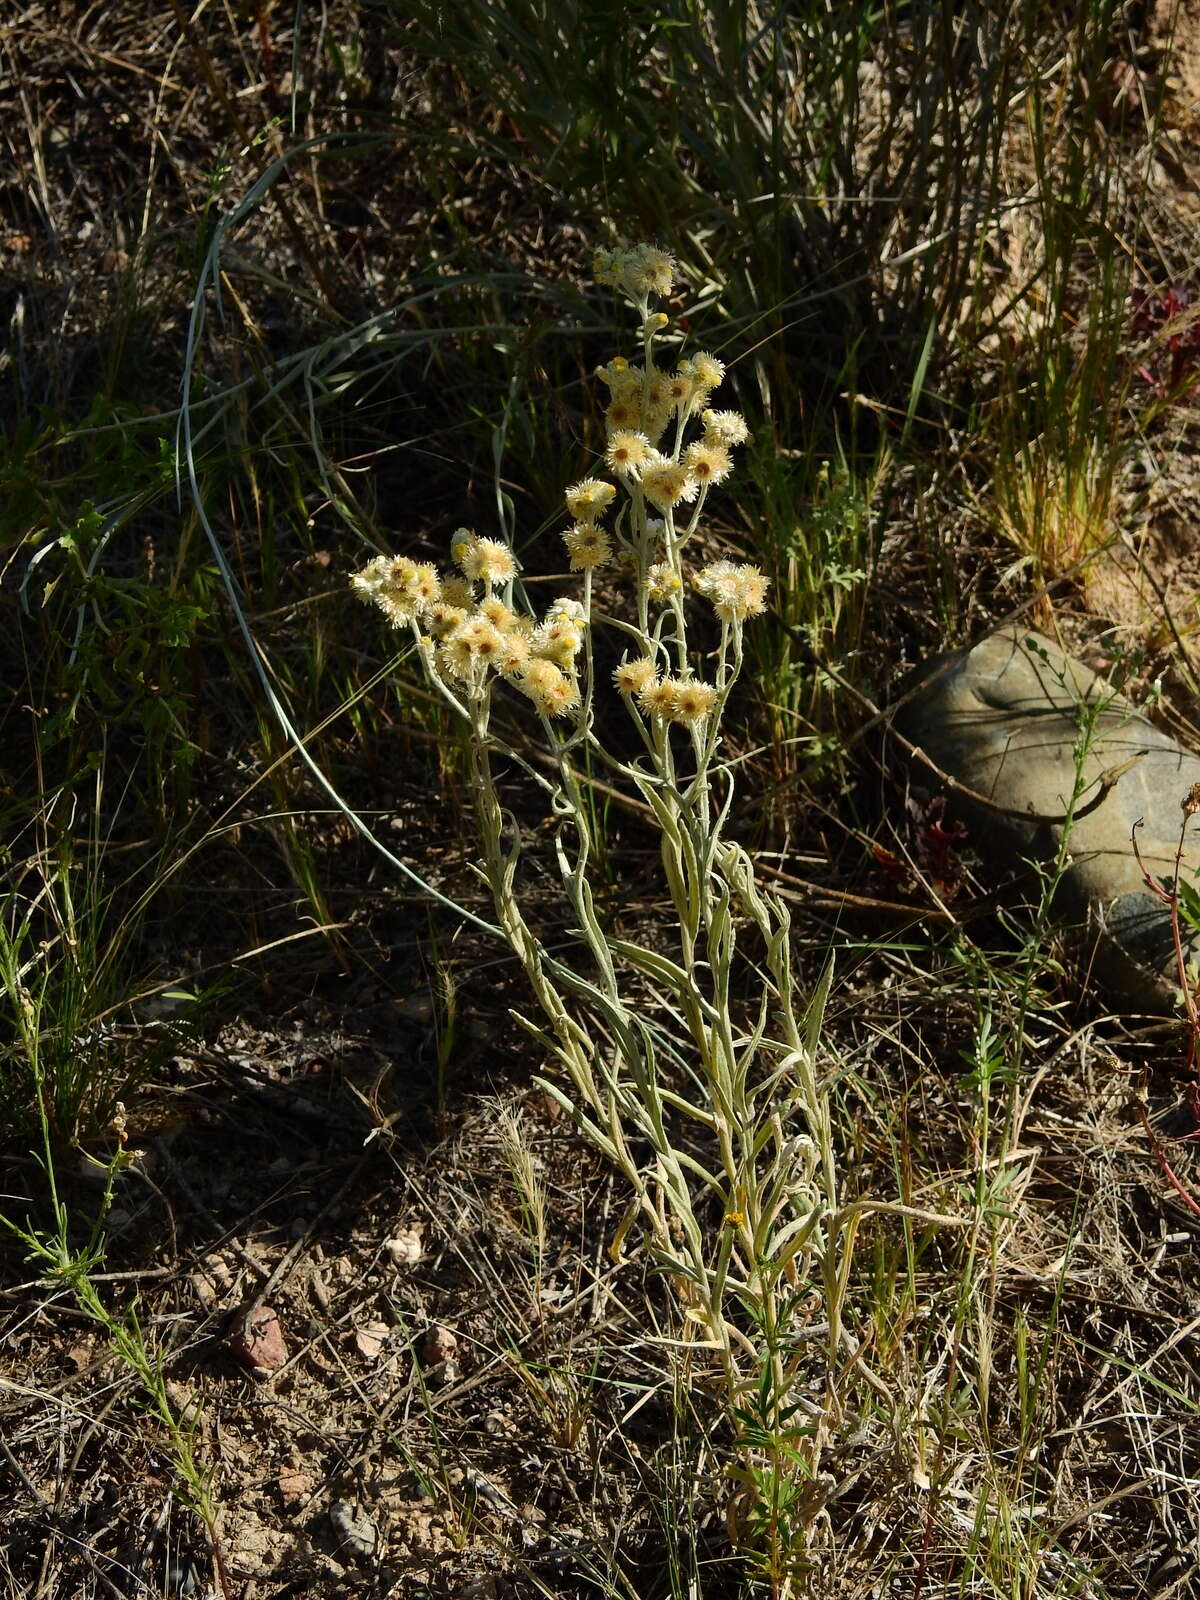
xmin=893 ymin=627 xmax=1200 ymax=1011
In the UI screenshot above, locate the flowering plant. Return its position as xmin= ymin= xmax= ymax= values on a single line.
xmin=350 ymin=244 xmax=941 ymax=1580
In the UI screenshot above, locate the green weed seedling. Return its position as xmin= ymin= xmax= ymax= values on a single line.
xmin=2 ymin=1097 xmax=223 ymax=1591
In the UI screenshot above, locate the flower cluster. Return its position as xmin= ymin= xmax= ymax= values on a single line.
xmin=592 ymin=243 xmax=677 ymax=300
xmin=694 ymin=560 xmax=770 ymax=623
xmin=350 ymin=555 xmax=441 ymax=625
xmin=346 ymin=248 xmax=846 ymax=1541
xmin=612 ymin=658 xmax=718 ymax=726
xmin=353 ymin=530 xmax=585 ymax=719
xmin=352 ymin=242 xmax=770 ymax=735
xmin=594 ymin=354 xmax=737 ymax=459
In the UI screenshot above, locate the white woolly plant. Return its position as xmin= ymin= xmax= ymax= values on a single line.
xmin=351 ymin=244 xmax=947 ymax=1579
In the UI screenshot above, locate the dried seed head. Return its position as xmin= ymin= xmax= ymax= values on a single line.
xmin=350 ymin=555 xmax=391 ymax=601
xmin=351 ymin=554 xmax=438 ymax=626
xmin=627 ymin=245 xmax=675 ymax=298
xmin=457 ymin=617 xmax=506 ymax=662
xmin=643 ymin=370 xmax=670 ymax=411
xmin=497 ymin=630 xmax=532 ymax=677
xmin=437 ymin=631 xmax=475 ymax=680
xmin=535 ymin=620 xmax=583 ymax=666
xmin=595 ymin=243 xmax=676 ymax=299
xmin=426 ymin=601 xmax=469 ymax=637
xmin=605 ymin=394 xmax=641 ymax=432
xmin=666 ymin=370 xmax=697 ymax=411
xmin=410 ymin=563 xmax=441 ymax=606
xmin=520 ymin=659 xmax=580 ymax=718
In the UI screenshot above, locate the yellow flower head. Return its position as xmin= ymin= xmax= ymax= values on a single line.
xmin=694 ymin=560 xmax=771 ymax=622
xmin=647 ymin=562 xmax=682 ymax=604
xmin=546 ymin=597 xmax=588 ymax=629
xmin=566 ymin=477 xmax=617 ymax=523
xmin=441 ymin=575 xmax=475 ymax=610
xmin=593 ymin=248 xmax=620 ymax=287
xmin=605 ymin=430 xmax=651 ymax=476
xmin=641 ymin=455 xmax=698 ymax=510
xmin=497 ymin=630 xmax=532 ymax=678
xmin=683 ymin=439 xmax=733 ymax=488
xmin=457 ymin=616 xmax=507 ymax=664
xmin=613 ymin=657 xmax=657 ymax=696
xmin=563 ymin=522 xmax=613 ymax=571
xmin=595 ymin=356 xmax=631 ymax=389
xmin=687 ymin=352 xmax=726 ymax=392
xmin=450 ymin=527 xmax=477 ymax=572
xmin=535 ymin=619 xmax=583 ymax=667
xmin=666 ymin=370 xmax=697 ymax=412
xmin=637 ymin=677 xmax=679 ymax=719
xmin=462 ymin=537 xmax=517 ymax=589
xmin=521 ymin=658 xmax=580 ymax=718
xmin=668 ymin=679 xmax=718 ymax=725
xmin=426 ymin=601 xmax=470 ymax=637
xmin=701 ymin=409 xmax=750 ymax=447
xmin=480 ymin=595 xmax=515 ymax=629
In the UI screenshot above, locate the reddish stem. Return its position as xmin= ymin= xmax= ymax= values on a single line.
xmin=1135 ymin=1103 xmax=1200 ymax=1218
xmin=258 ymin=4 xmax=278 ymax=105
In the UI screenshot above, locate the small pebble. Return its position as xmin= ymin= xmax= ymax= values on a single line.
xmin=420 ymin=1324 xmax=458 ymax=1366
xmin=226 ymin=1304 xmax=287 ymax=1374
xmin=385 ymin=1227 xmax=423 ymax=1268
xmin=330 ymin=1498 xmax=377 ymax=1558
